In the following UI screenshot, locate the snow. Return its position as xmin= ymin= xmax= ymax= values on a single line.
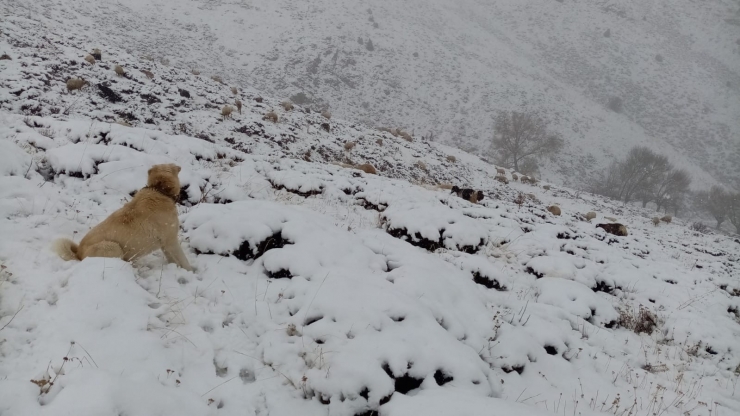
xmin=0 ymin=140 xmax=31 ymax=177
xmin=382 ymin=388 xmax=556 ymax=416
xmin=0 ymin=12 xmax=740 ymax=416
xmin=5 ymin=0 xmax=735 ymax=190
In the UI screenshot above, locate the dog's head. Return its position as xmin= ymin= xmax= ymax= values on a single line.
xmin=147 ymin=163 xmax=182 ymax=198
xmin=476 ymin=190 xmax=484 ymax=201
xmin=451 ymin=185 xmax=460 ymax=194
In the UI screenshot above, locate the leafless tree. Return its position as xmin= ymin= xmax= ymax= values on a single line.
xmin=593 ymin=146 xmax=690 ymax=213
xmin=490 ymin=111 xmax=563 ymax=172
xmin=590 ymin=161 xmax=622 ymax=199
xmin=696 ymin=186 xmax=730 ymax=229
xmin=612 ymin=146 xmax=671 ymax=203
xmin=642 ymin=168 xmax=692 ymax=212
xmin=727 ymin=192 xmax=740 ymax=233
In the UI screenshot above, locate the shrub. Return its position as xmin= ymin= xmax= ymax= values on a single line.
xmin=689 ymin=222 xmax=709 ymax=234
xmin=618 ymin=305 xmax=658 ymax=335
xmin=290 ymin=92 xmax=311 ymax=105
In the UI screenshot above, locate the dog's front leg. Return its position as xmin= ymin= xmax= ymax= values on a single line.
xmin=162 ymin=238 xmax=194 ymax=272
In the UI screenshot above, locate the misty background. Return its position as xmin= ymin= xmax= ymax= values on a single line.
xmin=15 ymin=0 xmax=740 ymax=225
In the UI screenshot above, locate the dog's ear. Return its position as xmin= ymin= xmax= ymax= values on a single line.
xmin=174 ymin=164 xmax=181 ymax=174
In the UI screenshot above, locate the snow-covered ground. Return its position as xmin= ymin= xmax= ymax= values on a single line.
xmin=3 ymin=0 xmax=739 ymax=189
xmin=1 ymin=11 xmax=740 ymax=416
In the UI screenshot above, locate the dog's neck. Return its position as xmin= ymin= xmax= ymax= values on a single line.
xmin=143 ymin=185 xmax=179 ymax=203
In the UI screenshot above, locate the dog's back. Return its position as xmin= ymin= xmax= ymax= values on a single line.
xmin=76 ymin=188 xmax=178 ymax=261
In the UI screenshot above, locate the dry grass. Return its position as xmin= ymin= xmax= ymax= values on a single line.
xmin=618 ymin=305 xmax=658 ymax=335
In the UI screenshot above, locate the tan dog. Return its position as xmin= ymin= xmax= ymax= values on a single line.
xmin=52 ymin=163 xmax=193 ymax=271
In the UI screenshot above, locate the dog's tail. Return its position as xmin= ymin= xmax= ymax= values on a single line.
xmin=51 ymin=238 xmax=80 ymax=261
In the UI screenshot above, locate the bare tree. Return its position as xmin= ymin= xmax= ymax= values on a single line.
xmin=727 ymin=192 xmax=740 ymax=233
xmin=590 ymin=161 xmax=622 ymax=199
xmin=613 ymin=146 xmax=671 ymax=203
xmin=652 ymin=168 xmax=692 ymax=212
xmin=490 ymin=111 xmax=563 ymax=172
xmin=696 ymin=186 xmax=730 ymax=229
xmin=593 ymin=147 xmax=690 ymax=214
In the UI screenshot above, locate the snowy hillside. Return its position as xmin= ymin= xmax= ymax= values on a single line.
xmin=3 ymin=0 xmax=738 ymax=189
xmin=2 ymin=10 xmax=740 ymax=416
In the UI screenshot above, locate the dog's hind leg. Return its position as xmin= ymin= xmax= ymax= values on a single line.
xmin=83 ymin=241 xmax=125 ymax=259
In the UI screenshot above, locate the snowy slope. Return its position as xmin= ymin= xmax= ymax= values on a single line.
xmin=1 ymin=11 xmax=740 ymax=416
xmin=2 ymin=0 xmax=738 ymax=189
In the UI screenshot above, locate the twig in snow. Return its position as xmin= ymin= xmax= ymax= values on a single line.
xmin=150 ymin=325 xmax=198 ymax=348
xmin=302 ymin=272 xmax=330 ymax=327
xmin=201 ymin=376 xmax=238 ymax=397
xmin=24 ymin=158 xmax=34 ymax=179
xmin=0 ymin=303 xmax=23 ymax=332
xmin=515 ymin=387 xmax=527 ymax=402
xmin=520 ymin=393 xmax=540 ymax=403
xmin=156 ymin=263 xmax=164 ymax=298
xmin=73 ymin=341 xmax=99 ymax=368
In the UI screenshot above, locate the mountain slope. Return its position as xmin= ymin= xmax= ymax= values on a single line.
xmin=3 ymin=0 xmax=738 ymax=189
xmin=1 ymin=10 xmax=740 ymax=416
